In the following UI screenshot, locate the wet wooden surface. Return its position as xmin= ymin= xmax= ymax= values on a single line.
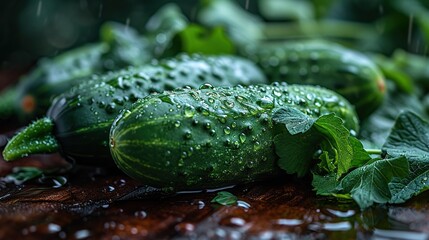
xmin=1 ymin=70 xmax=429 ymax=240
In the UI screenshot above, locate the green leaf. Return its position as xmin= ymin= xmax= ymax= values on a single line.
xmin=272 ymin=107 xmax=315 ymax=134
xmin=312 ymin=173 xmax=338 ymax=196
xmin=164 ymin=24 xmax=235 ymax=57
xmin=314 ymin=114 xmax=361 ymax=178
xmin=382 ymin=111 xmax=429 ymax=203
xmin=274 ymin=129 xmax=321 ymax=177
xmin=3 ymin=167 xmax=44 ymax=185
xmin=349 ymin=136 xmax=372 ymax=168
xmin=359 ymin=82 xmax=427 ymax=148
xmin=337 ymin=156 xmax=409 ymax=209
xmin=197 ymin=0 xmax=263 ymax=45
xmin=211 ymin=191 xmax=238 ymax=206
xmin=382 ymin=111 xmax=429 ymax=159
xmin=273 ymin=107 xmax=370 ymax=178
xmin=273 ymin=106 xmax=322 ymax=176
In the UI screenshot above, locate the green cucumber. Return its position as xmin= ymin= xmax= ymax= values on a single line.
xmin=0 ymin=42 xmax=109 ymax=122
xmin=109 ymin=83 xmax=359 ymax=190
xmin=240 ymin=40 xmax=386 ymax=119
xmin=3 ymin=54 xmax=267 ymax=165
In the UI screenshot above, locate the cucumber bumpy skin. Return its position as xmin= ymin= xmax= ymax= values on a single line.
xmin=240 ymin=40 xmax=386 ymax=119
xmin=109 ymin=83 xmax=359 ymax=190
xmin=3 ymin=54 xmax=267 ymax=165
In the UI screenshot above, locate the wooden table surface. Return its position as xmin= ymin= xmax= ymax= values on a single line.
xmin=1 ymin=70 xmax=429 ymax=240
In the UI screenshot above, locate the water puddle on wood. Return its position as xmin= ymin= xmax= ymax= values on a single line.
xmin=0 ymin=166 xmax=428 ymax=239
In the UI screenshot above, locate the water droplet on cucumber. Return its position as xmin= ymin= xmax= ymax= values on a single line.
xmin=239 ymin=133 xmax=246 ymax=143
xmin=184 ymin=131 xmax=192 ymax=140
xmin=184 ymin=105 xmax=195 ymax=117
xmin=199 ymin=83 xmax=214 ymax=90
xmin=224 ymin=127 xmax=231 ymax=135
xmin=174 ymin=121 xmax=181 ymax=128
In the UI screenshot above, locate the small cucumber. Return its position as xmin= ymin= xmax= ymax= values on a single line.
xmin=3 ymin=54 xmax=267 ymax=165
xmin=0 ymin=22 xmax=149 ymax=123
xmin=240 ymin=40 xmax=386 ymax=119
xmin=109 ymin=83 xmax=359 ymax=190
xmin=3 ymin=43 xmax=109 ymax=122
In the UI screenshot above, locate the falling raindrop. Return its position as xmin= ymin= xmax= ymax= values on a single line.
xmin=408 ymin=15 xmax=414 ymax=45
xmin=379 ymin=4 xmax=384 ymax=14
xmin=125 ymin=17 xmax=131 ymax=31
xmin=98 ymin=3 xmax=103 ymax=18
xmin=36 ymin=0 xmax=43 ymax=17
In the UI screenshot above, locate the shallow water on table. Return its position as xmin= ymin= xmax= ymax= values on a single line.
xmin=0 ymin=164 xmax=428 ymax=239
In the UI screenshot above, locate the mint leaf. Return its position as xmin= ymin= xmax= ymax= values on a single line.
xmin=272 ymin=107 xmax=315 ymax=134
xmin=274 ymin=129 xmax=321 ymax=177
xmin=337 ymin=156 xmax=409 ymax=209
xmin=349 ymin=136 xmax=372 ymax=167
xmin=312 ymin=173 xmax=353 ymax=200
xmin=273 ymin=107 xmax=370 ymax=178
xmin=273 ymin=107 xmax=322 ymax=176
xmin=382 ymin=111 xmax=429 ymax=203
xmin=314 ymin=114 xmax=355 ymax=178
xmin=211 ymin=191 xmax=238 ymax=206
xmin=312 ymin=173 xmax=338 ymax=196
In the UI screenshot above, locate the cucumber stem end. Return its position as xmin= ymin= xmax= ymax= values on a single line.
xmin=2 ymin=117 xmax=59 ymax=161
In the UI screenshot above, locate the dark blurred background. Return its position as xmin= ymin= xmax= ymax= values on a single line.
xmin=0 ymin=0 xmax=200 ymax=69
xmin=1 ymin=0 xmax=428 ymax=70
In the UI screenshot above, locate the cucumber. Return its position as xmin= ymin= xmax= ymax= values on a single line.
xmin=0 ymin=43 xmax=109 ymax=122
xmin=3 ymin=54 xmax=267 ymax=165
xmin=109 ymin=83 xmax=359 ymax=190
xmin=240 ymin=40 xmax=386 ymax=119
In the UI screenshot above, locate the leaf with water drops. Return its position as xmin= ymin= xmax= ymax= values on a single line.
xmin=382 ymin=111 xmax=429 ymax=203
xmin=272 ymin=107 xmax=315 ymax=134
xmin=337 ymin=156 xmax=409 ymax=209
